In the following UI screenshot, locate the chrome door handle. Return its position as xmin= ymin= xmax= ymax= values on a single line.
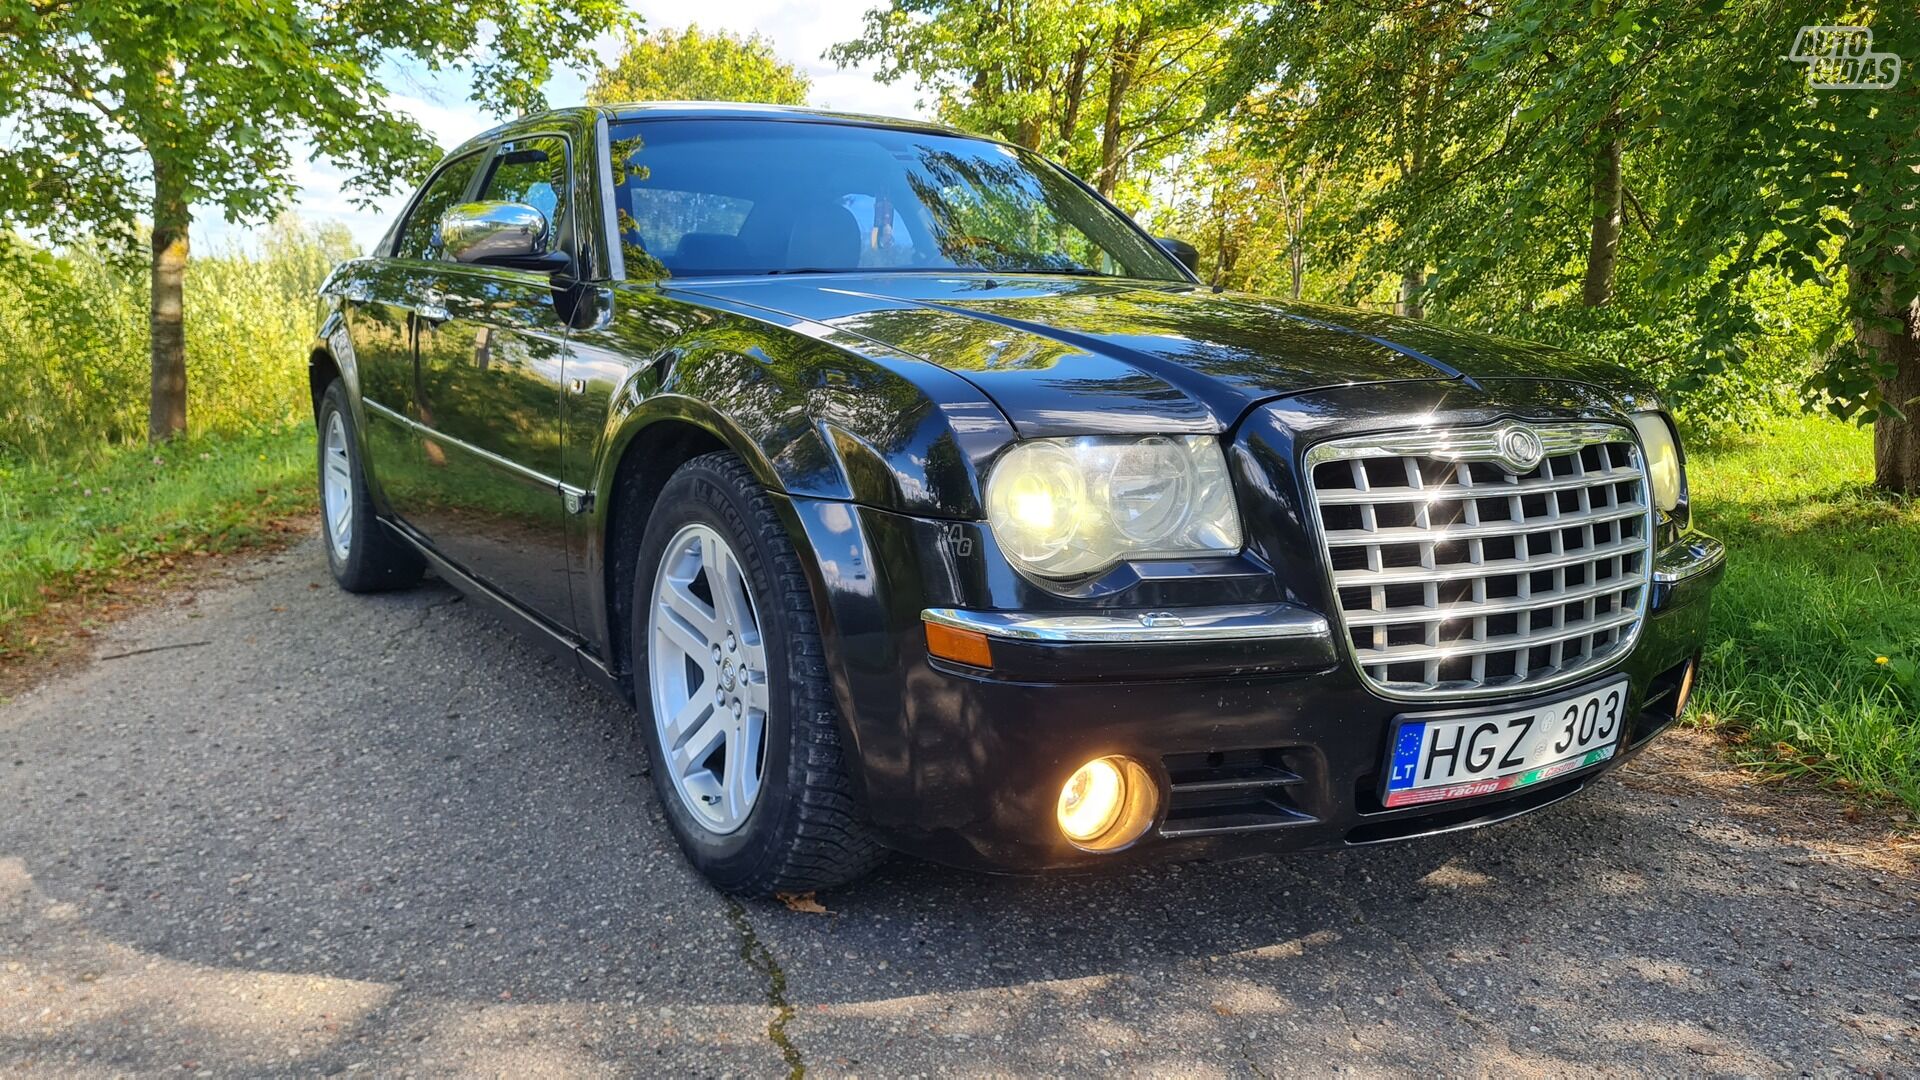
xmin=416 ymin=292 xmax=450 ymax=324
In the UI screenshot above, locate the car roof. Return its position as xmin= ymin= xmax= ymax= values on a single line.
xmin=450 ymin=101 xmax=985 ymax=157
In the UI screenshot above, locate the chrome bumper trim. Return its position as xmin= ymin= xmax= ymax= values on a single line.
xmin=1653 ymin=533 xmax=1726 ymax=584
xmin=921 ymin=604 xmax=1332 ymax=645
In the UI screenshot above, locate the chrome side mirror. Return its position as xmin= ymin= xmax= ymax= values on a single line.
xmin=439 ymin=202 xmax=566 ymax=271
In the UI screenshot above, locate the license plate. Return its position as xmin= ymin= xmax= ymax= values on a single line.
xmin=1381 ymin=678 xmax=1630 ymax=809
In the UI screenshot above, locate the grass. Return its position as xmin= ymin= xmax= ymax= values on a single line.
xmin=1687 ymin=415 xmax=1920 ymax=818
xmin=0 ymin=424 xmax=316 ymax=656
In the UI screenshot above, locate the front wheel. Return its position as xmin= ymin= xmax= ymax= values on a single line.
xmin=317 ymin=380 xmax=423 ymax=593
xmin=632 ymin=452 xmax=886 ymax=894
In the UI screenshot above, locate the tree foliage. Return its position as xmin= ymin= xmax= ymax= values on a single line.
xmin=830 ymin=0 xmax=1229 ymax=204
xmin=590 ymin=24 xmax=812 ymax=107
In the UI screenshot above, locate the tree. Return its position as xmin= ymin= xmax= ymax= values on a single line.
xmin=590 ymin=24 xmax=811 ymax=106
xmin=0 ymin=0 xmax=632 ymax=444
xmin=829 ymin=0 xmax=1231 ymax=208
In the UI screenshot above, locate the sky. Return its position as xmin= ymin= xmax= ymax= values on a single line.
xmin=196 ymin=0 xmax=929 ymax=252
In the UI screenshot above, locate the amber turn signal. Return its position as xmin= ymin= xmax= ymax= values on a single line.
xmin=925 ymin=620 xmax=993 ymax=668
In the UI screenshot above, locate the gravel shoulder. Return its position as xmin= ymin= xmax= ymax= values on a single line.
xmin=2 ymin=540 xmax=1914 ymax=1076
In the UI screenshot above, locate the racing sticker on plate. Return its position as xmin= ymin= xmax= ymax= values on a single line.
xmin=1383 ymin=678 xmax=1629 ymax=808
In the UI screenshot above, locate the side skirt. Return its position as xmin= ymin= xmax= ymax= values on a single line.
xmin=378 ymin=518 xmax=628 ymax=702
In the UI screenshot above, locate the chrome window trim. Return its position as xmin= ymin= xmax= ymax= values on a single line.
xmin=1301 ymin=419 xmax=1656 ymax=703
xmin=921 ymin=604 xmax=1331 ymax=645
xmin=596 ymin=113 xmax=626 ymax=282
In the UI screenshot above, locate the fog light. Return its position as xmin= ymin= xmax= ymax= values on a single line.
xmin=1674 ymin=657 xmax=1698 ymax=718
xmin=1056 ymin=756 xmax=1157 ymax=850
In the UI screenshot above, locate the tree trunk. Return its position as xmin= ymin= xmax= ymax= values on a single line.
xmin=1871 ymin=293 xmax=1920 ymax=493
xmin=1397 ymin=266 xmax=1426 ymax=319
xmin=1095 ymin=23 xmax=1145 ymax=197
xmin=1582 ymin=131 xmax=1624 ymax=307
xmin=148 ymin=155 xmax=190 ymax=443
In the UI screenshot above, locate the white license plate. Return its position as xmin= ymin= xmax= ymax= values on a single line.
xmin=1381 ymin=678 xmax=1630 ymax=809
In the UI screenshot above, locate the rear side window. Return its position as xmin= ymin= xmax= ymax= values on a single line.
xmin=477 ymin=136 xmax=569 ymax=253
xmin=393 ymin=152 xmax=485 ymax=261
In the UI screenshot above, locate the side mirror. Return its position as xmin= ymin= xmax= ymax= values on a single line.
xmin=1154 ymin=236 xmax=1200 ymax=275
xmin=439 ymin=202 xmax=570 ymax=272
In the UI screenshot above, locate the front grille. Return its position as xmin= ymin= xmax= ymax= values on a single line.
xmin=1304 ymin=422 xmax=1652 ymax=698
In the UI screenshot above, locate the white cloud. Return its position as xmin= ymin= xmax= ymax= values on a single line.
xmin=196 ymin=0 xmax=927 ymax=253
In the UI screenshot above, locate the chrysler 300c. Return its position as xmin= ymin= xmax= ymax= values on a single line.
xmin=310 ymin=103 xmax=1727 ymax=893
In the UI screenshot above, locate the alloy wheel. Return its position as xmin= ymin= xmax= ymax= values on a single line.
xmin=322 ymin=410 xmax=353 ymax=562
xmin=647 ymin=522 xmax=771 ymax=834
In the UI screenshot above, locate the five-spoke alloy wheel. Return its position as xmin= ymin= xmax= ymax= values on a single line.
xmin=647 ymin=523 xmax=771 ymax=834
xmin=632 ymin=452 xmax=885 ymax=893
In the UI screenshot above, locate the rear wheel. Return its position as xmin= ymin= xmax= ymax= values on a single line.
xmin=317 ymin=380 xmax=423 ymax=593
xmin=632 ymin=452 xmax=886 ymax=893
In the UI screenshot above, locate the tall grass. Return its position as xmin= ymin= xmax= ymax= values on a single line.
xmin=0 ymin=219 xmax=357 ymax=462
xmin=1688 ymin=417 xmax=1920 ymax=815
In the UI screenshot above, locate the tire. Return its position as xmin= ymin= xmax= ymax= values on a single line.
xmin=317 ymin=380 xmax=424 ymax=593
xmin=631 ymin=452 xmax=886 ymax=894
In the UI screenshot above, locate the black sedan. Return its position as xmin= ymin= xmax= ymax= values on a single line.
xmin=310 ymin=102 xmax=1726 ymax=893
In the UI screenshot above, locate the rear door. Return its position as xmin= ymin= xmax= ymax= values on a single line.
xmin=390 ymin=134 xmax=578 ymax=631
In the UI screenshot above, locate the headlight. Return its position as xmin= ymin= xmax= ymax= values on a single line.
xmin=985 ymin=435 xmax=1243 ymax=578
xmin=1630 ymin=412 xmax=1683 ymax=512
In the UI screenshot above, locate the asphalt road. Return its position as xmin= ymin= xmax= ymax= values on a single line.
xmin=2 ymin=539 xmax=1915 ymax=1077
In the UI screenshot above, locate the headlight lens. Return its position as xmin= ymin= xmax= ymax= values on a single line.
xmin=1631 ymin=413 xmax=1683 ymax=512
xmin=985 ymin=435 xmax=1243 ymax=578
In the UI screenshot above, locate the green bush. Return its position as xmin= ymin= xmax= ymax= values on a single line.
xmin=0 ymin=220 xmax=357 ymax=463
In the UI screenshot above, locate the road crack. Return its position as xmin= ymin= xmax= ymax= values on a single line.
xmin=723 ymin=897 xmax=805 ymax=1078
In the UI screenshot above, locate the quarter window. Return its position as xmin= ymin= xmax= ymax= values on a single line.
xmin=393 ymin=152 xmax=485 ymax=261
xmin=477 ymin=136 xmax=569 ymax=253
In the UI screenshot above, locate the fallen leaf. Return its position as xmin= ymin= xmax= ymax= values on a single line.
xmin=776 ymin=891 xmax=831 ymax=915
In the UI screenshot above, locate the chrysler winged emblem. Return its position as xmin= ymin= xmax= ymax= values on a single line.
xmin=1493 ymin=423 xmax=1546 ymax=475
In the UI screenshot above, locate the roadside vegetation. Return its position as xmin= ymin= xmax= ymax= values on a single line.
xmin=1688 ymin=418 xmax=1920 ymax=817
xmin=0 ymin=225 xmax=338 ymax=660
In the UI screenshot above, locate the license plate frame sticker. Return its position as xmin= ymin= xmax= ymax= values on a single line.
xmin=1380 ymin=677 xmax=1631 ymax=809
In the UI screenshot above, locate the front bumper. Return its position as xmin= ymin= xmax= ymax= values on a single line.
xmin=790 ymin=487 xmax=1723 ymax=871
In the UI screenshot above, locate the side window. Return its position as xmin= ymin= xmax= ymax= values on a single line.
xmin=393 ymin=152 xmax=485 ymax=261
xmin=477 ymin=136 xmax=569 ymax=253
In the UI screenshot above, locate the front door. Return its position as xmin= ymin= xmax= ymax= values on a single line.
xmin=345 ymin=149 xmax=489 ymax=510
xmin=392 ymin=135 xmax=577 ymax=631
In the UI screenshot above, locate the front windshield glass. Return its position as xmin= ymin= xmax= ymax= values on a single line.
xmin=606 ymin=118 xmax=1185 ymax=281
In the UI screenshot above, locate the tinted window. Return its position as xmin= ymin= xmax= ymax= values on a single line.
xmin=606 ymin=120 xmax=1182 ymax=281
xmin=393 ymin=152 xmax=485 ymax=261
xmin=477 ymin=136 xmax=569 ymax=252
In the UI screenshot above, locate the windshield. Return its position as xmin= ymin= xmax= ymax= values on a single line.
xmin=605 ymin=118 xmax=1186 ymax=281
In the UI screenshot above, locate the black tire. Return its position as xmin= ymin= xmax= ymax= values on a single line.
xmin=631 ymin=452 xmax=886 ymax=894
xmin=317 ymin=380 xmax=424 ymax=593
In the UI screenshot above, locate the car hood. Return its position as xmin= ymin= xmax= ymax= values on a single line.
xmin=670 ymin=274 xmax=1636 ymax=437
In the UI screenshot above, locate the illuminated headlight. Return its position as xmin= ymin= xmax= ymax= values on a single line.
xmin=985 ymin=435 xmax=1243 ymax=578
xmin=1630 ymin=413 xmax=1684 ymax=512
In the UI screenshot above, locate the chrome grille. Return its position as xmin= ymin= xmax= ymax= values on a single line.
xmin=1304 ymin=422 xmax=1652 ymax=699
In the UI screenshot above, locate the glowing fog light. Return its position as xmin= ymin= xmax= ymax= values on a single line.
xmin=1055 ymin=756 xmax=1157 ymax=849
xmin=1058 ymin=758 xmax=1126 ymax=841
